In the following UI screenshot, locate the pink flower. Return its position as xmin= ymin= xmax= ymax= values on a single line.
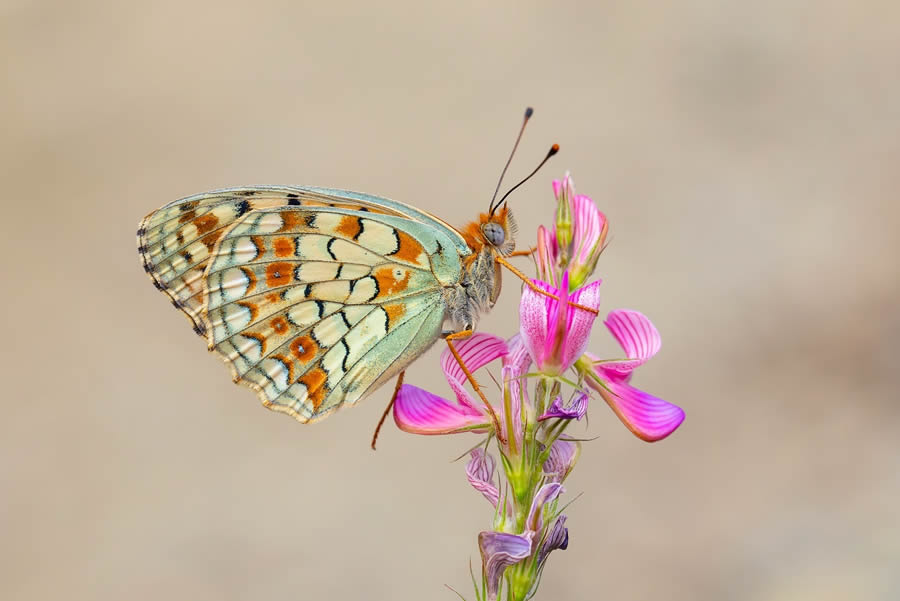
xmin=518 ymin=272 xmax=603 ymax=376
xmin=547 ymin=173 xmax=609 ymax=290
xmin=580 ymin=309 xmax=685 ymax=442
xmin=392 ymin=333 xmax=507 ymax=435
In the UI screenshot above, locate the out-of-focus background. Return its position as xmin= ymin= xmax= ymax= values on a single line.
xmin=2 ymin=1 xmax=898 ymax=600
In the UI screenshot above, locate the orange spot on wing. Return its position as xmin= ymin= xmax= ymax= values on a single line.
xmin=278 ymin=211 xmax=308 ymax=232
xmin=298 ymin=367 xmax=328 ymax=410
xmin=391 ymin=229 xmax=425 ymax=263
xmin=240 ymin=266 xmax=257 ymax=294
xmin=251 ymin=236 xmax=266 ymax=257
xmin=336 ymin=215 xmax=362 ymax=239
xmin=270 ymin=316 xmax=289 ymax=335
xmin=201 ymin=230 xmax=224 ymax=252
xmin=193 ymin=213 xmax=219 ymax=235
xmin=290 ymin=335 xmax=318 ymax=363
xmin=265 ymin=292 xmax=281 ymax=304
xmin=242 ymin=331 xmax=266 ymax=354
xmin=383 ymin=303 xmax=406 ymax=328
xmin=273 ymin=236 xmax=295 ymax=257
xmin=374 ymin=266 xmax=411 ymax=298
xmin=265 ymin=262 xmax=293 ymax=288
xmin=237 ymin=301 xmax=259 ymax=322
xmin=178 ymin=210 xmax=196 ymax=224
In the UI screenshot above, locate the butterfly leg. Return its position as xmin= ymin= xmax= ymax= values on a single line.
xmin=507 ymin=246 xmax=536 ymax=258
xmin=370 ymin=371 xmax=405 ymax=450
xmin=443 ymin=330 xmax=506 ymax=444
xmin=494 ymin=255 xmax=599 ymax=315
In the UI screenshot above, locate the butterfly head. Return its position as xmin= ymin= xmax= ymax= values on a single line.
xmin=477 ymin=205 xmax=518 ymax=256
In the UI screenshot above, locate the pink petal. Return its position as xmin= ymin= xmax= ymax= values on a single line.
xmin=594 ymin=309 xmax=662 ymax=378
xmin=552 ymin=172 xmax=574 ymax=201
xmin=519 ymin=277 xmax=603 ymax=374
xmin=393 ymin=384 xmax=488 ymax=435
xmin=559 ymin=280 xmax=603 ymax=369
xmin=541 ymin=271 xmax=570 ymax=366
xmin=536 ymin=225 xmax=559 ymax=286
xmin=543 ymin=436 xmax=580 ymax=483
xmin=594 ymin=379 xmax=684 ymax=442
xmin=479 ymin=531 xmax=532 ymax=599
xmin=519 ymin=279 xmax=554 ymax=368
xmin=501 ymin=335 xmax=530 ymax=448
xmin=570 ymin=194 xmax=607 ymax=266
xmin=440 ymin=333 xmax=508 ymax=410
xmin=466 ymin=449 xmax=500 ymax=507
xmin=526 ymin=482 xmax=564 ymax=534
xmin=502 ymin=334 xmax=532 ymax=378
xmin=536 ymin=515 xmax=569 ymax=567
xmin=538 ymin=392 xmax=588 ymax=421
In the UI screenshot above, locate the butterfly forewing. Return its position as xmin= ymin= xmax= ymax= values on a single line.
xmin=137 ymin=187 xmax=413 ymax=336
xmin=139 ymin=187 xmax=473 ymax=423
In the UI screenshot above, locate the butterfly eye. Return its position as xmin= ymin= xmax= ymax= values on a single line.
xmin=482 ymin=222 xmax=505 ymax=247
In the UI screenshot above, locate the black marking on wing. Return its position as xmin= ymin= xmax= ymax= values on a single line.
xmin=340 ymin=339 xmax=351 ymax=372
xmin=326 ymin=238 xmax=338 ymax=260
xmin=380 ymin=305 xmax=390 ymax=333
xmin=234 ymin=337 xmax=255 ymax=363
xmin=366 ymin=276 xmax=380 ymax=302
xmin=390 ymin=228 xmax=401 ymax=254
xmin=235 ymin=199 xmax=251 ymax=217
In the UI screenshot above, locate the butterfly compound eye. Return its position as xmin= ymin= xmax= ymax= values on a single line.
xmin=482 ymin=222 xmax=505 ymax=247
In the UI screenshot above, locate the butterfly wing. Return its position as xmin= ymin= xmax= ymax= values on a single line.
xmin=139 ymin=186 xmax=418 ymax=336
xmin=139 ymin=187 xmax=471 ymax=422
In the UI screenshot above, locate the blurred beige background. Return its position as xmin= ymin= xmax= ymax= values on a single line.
xmin=2 ymin=1 xmax=899 ymax=600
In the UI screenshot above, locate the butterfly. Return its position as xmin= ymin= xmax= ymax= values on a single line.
xmin=137 ymin=109 xmax=577 ymax=430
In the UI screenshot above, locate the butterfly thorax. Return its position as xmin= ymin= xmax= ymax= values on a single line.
xmin=443 ymin=246 xmax=502 ymax=332
xmin=443 ymin=207 xmax=518 ymax=332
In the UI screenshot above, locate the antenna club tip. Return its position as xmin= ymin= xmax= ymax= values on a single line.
xmin=549 ymin=143 xmax=560 ymax=155
xmin=524 ymin=107 xmax=534 ymax=119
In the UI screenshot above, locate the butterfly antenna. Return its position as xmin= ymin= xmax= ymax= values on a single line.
xmin=494 ymin=143 xmax=560 ymax=210
xmin=489 ymin=107 xmax=534 ymax=216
